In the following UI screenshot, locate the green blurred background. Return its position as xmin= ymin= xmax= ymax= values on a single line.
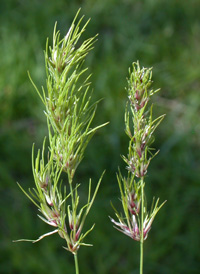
xmin=1 ymin=0 xmax=200 ymax=273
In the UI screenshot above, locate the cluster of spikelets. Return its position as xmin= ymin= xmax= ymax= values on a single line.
xmin=110 ymin=62 xmax=166 ymax=242
xmin=15 ymin=10 xmax=107 ymax=255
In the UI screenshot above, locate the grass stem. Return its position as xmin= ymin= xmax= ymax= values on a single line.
xmin=74 ymin=253 xmax=79 ymax=274
xmin=140 ymin=177 xmax=144 ymax=274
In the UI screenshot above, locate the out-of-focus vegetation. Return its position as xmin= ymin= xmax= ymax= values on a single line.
xmin=0 ymin=0 xmax=200 ymax=273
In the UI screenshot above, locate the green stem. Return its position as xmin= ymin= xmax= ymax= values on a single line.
xmin=69 ymin=179 xmax=75 ymax=208
xmin=140 ymin=177 xmax=144 ymax=274
xmin=69 ymin=177 xmax=76 ymax=238
xmin=74 ymin=253 xmax=79 ymax=274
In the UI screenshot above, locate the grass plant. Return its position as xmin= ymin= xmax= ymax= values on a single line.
xmin=14 ymin=9 xmax=107 ymax=273
xmin=110 ymin=62 xmax=166 ymax=273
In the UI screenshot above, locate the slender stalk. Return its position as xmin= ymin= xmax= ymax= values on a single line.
xmin=69 ymin=176 xmax=76 ymax=239
xmin=74 ymin=253 xmax=79 ymax=274
xmin=69 ymin=176 xmax=75 ymax=209
xmin=140 ymin=177 xmax=144 ymax=274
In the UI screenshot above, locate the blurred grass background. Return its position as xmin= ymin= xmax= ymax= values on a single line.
xmin=0 ymin=0 xmax=200 ymax=273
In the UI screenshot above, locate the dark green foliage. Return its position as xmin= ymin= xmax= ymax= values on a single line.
xmin=1 ymin=0 xmax=200 ymax=273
